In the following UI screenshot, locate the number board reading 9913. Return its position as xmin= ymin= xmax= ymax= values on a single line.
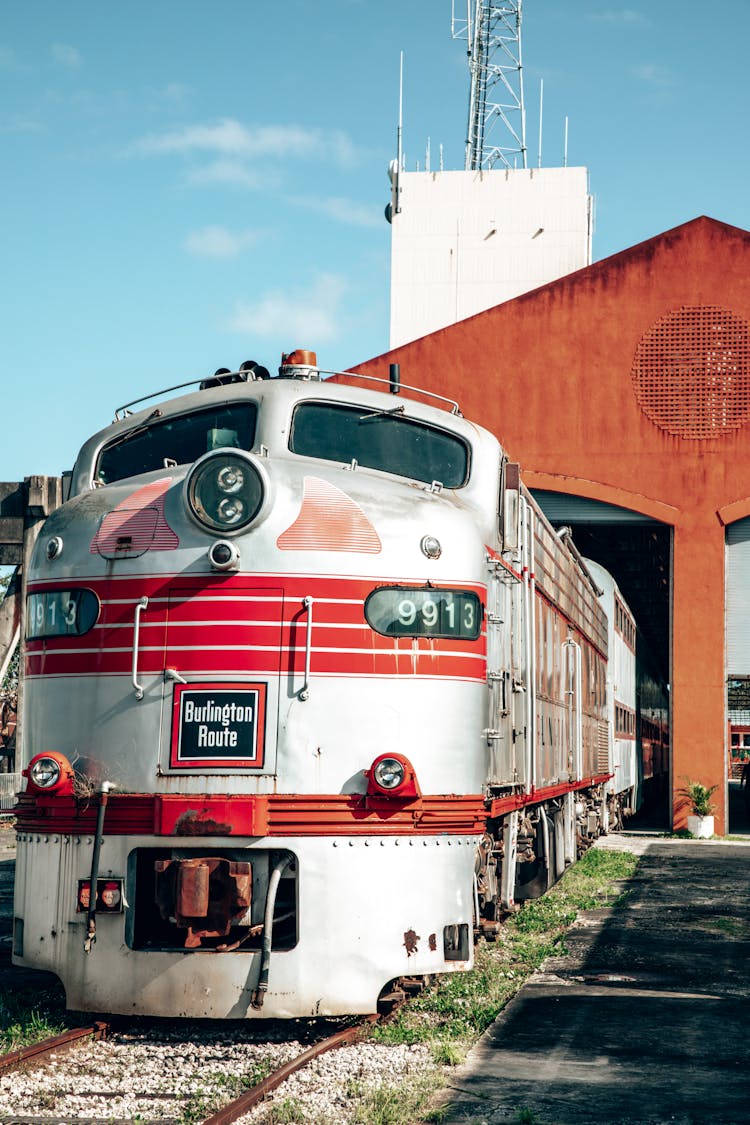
xmin=365 ymin=587 xmax=482 ymax=639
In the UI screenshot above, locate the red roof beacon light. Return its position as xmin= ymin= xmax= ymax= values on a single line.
xmin=23 ymin=751 xmax=75 ymax=796
xmin=279 ymin=349 xmax=319 ymax=380
xmin=366 ymin=753 xmax=421 ymax=800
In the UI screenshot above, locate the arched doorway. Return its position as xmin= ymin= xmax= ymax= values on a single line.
xmin=726 ymin=518 xmax=750 ymax=833
xmin=533 ymin=491 xmax=672 ymax=828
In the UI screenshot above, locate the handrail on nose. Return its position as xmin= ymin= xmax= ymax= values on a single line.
xmin=132 ymin=597 xmax=149 ymax=700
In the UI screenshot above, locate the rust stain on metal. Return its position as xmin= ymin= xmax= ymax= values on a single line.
xmin=403 ymin=928 xmax=420 ymax=956
xmin=176 ymin=860 xmax=210 ymax=917
xmin=174 ymin=811 xmax=233 ymax=836
xmin=155 ymin=857 xmax=252 ymax=948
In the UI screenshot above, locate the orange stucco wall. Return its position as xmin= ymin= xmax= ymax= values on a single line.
xmin=354 ymin=216 xmax=750 ymax=833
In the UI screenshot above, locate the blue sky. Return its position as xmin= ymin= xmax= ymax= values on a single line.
xmin=2 ymin=1 xmax=749 ymax=482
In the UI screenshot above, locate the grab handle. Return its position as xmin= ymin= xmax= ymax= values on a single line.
xmin=299 ymin=596 xmax=313 ymax=701
xmin=132 ymin=597 xmax=149 ymax=700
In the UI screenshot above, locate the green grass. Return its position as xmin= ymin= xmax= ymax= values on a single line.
xmin=177 ymin=1064 xmax=277 ymax=1124
xmin=346 ymin=1075 xmax=448 ymax=1125
xmin=253 ymin=1096 xmax=325 ymax=1124
xmin=370 ymin=846 xmax=638 ymax=1124
xmin=0 ymin=981 xmax=68 ymax=1053
xmin=691 ymin=915 xmax=750 ymax=939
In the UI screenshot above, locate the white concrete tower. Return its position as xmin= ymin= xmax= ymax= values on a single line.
xmin=388 ymin=2 xmax=592 ymax=349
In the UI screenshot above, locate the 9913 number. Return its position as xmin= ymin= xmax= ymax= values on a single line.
xmin=365 ymin=587 xmax=482 ymax=640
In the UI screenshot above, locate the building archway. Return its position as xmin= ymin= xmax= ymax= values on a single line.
xmin=532 ymin=489 xmax=672 ymax=827
xmin=726 ymin=517 xmax=750 ymax=833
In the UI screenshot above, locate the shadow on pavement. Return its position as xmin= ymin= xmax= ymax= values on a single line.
xmin=437 ymin=838 xmax=750 ymax=1125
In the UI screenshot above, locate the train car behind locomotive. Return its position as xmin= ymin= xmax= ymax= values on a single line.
xmin=14 ymin=351 xmax=623 ymax=1019
xmin=586 ymin=559 xmax=669 ymax=822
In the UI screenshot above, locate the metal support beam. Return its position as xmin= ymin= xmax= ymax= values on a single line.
xmin=0 ymin=476 xmax=63 ymax=767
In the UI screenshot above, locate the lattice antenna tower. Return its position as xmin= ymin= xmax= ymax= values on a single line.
xmin=452 ymin=0 xmax=527 ymax=171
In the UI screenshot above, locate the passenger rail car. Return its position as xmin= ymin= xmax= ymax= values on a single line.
xmin=14 ymin=351 xmax=634 ymax=1018
xmin=584 ymin=560 xmax=669 ymax=823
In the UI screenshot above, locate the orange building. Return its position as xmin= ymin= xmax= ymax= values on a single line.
xmin=353 ymin=216 xmax=750 ymax=834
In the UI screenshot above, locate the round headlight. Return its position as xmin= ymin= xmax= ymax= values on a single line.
xmin=373 ymin=757 xmax=406 ymax=790
xmin=421 ymin=535 xmax=442 ymax=560
xmin=46 ymin=536 xmax=64 ymax=561
xmin=186 ymin=452 xmax=266 ymax=534
xmin=29 ymin=755 xmax=62 ymax=789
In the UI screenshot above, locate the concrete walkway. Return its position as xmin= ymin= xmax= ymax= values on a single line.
xmin=436 ymin=833 xmax=750 ymax=1125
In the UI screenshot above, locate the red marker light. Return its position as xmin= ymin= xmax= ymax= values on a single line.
xmin=78 ymin=881 xmax=91 ymax=910
xmin=101 ymin=882 xmax=121 ymax=909
xmin=77 ymin=878 xmax=123 ymax=913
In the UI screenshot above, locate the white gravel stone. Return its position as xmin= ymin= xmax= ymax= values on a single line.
xmin=0 ymin=1025 xmax=439 ymax=1124
xmin=235 ymin=1041 xmax=437 ymax=1125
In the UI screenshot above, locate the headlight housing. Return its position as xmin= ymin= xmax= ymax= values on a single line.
xmin=24 ymin=751 xmax=75 ymax=795
xmin=367 ymin=753 xmax=421 ymax=800
xmin=186 ymin=451 xmax=269 ymax=534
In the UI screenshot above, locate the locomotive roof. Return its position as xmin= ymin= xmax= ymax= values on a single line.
xmin=69 ymin=370 xmax=505 ymax=501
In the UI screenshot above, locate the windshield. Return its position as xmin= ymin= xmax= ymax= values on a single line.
xmin=289 ymin=402 xmax=469 ymax=488
xmin=96 ymin=404 xmax=258 ymax=485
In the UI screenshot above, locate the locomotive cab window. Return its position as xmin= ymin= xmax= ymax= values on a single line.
xmin=366 ymin=587 xmax=482 ymax=639
xmin=289 ymin=402 xmax=469 ymax=487
xmin=95 ymin=404 xmax=258 ymax=486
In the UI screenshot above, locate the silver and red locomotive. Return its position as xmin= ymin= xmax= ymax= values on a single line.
xmin=14 ymin=351 xmax=638 ymax=1018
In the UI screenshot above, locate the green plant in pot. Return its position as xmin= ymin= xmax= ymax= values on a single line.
xmin=680 ymin=780 xmax=718 ymax=837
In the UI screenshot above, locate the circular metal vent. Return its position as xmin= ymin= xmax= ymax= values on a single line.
xmin=631 ymin=305 xmax=750 ymax=439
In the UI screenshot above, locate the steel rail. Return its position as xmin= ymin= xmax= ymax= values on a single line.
xmin=0 ymin=1021 xmax=110 ymax=1074
xmin=201 ymin=1014 xmax=379 ymax=1125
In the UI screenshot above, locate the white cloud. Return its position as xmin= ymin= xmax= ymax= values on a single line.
xmin=2 ymin=115 xmax=43 ymax=133
xmin=51 ymin=43 xmax=82 ymax=68
xmin=187 ymin=159 xmax=264 ymax=189
xmin=0 ymin=44 xmax=29 ymax=74
xmin=162 ymin=82 xmax=190 ymax=103
xmin=184 ymin=226 xmax=262 ymax=259
xmin=290 ymin=195 xmax=381 ymax=229
xmin=136 ymin=117 xmax=361 ymax=169
xmin=632 ymin=62 xmax=673 ymax=87
xmin=227 ymin=274 xmax=347 ymax=343
xmin=588 ymin=9 xmax=648 ymax=25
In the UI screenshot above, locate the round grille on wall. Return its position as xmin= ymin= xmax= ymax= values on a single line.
xmin=631 ymin=305 xmax=750 ymax=439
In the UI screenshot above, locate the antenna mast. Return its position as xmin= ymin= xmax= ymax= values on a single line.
xmin=452 ymin=0 xmax=527 ymax=171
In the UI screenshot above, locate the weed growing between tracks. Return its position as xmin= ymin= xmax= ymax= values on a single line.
xmin=368 ymin=847 xmax=638 ymax=1124
xmin=178 ymin=1063 xmax=276 ymax=1123
xmin=0 ymin=981 xmax=67 ymax=1053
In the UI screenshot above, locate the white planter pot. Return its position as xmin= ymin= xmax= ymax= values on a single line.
xmin=687 ymin=814 xmax=714 ymax=838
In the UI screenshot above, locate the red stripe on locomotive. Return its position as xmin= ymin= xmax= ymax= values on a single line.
xmin=25 ymin=573 xmax=488 ymax=681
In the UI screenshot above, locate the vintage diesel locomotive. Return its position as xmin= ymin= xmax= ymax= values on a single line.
xmin=13 ymin=351 xmax=660 ymax=1018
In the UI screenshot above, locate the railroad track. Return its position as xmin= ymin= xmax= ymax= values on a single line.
xmin=202 ymin=1015 xmax=378 ymax=1125
xmin=0 ymin=1021 xmax=111 ymax=1076
xmin=0 ymin=1012 xmax=387 ymax=1124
